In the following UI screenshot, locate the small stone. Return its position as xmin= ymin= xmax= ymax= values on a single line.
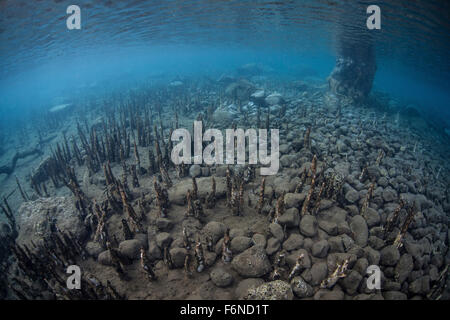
xmin=134 ymin=233 xmax=148 ymax=249
xmin=278 ymin=208 xmax=300 ymax=227
xmin=291 ymin=276 xmax=314 ymax=298
xmin=382 ymin=188 xmax=397 ymax=203
xmin=312 ymin=240 xmax=330 ymax=258
xmin=169 ymin=248 xmax=188 ymax=268
xmin=231 ymin=245 xmax=271 ymax=278
xmin=269 ymin=223 xmax=284 ymax=242
xmin=210 ymin=268 xmax=233 ymax=287
xmin=284 ymin=193 xmax=305 ymax=209
xmin=299 ymin=215 xmax=318 ymax=237
xmin=340 ymin=270 xmax=363 ymax=295
xmin=282 ymin=234 xmax=303 ymax=251
xmin=98 ymin=250 xmax=112 ymax=266
xmin=380 ymin=245 xmax=400 ymax=266
xmin=345 ymin=189 xmax=360 ymax=204
xmin=148 ymin=240 xmax=162 ymax=261
xmin=119 ymin=239 xmax=141 ymax=260
xmin=252 ymin=233 xmax=266 ymax=248
xmin=364 ymin=208 xmax=381 ymax=228
xmin=394 ymin=254 xmax=414 ymax=283
xmin=318 ymin=220 xmax=338 ymax=236
xmin=310 ymin=262 xmax=328 ymax=286
xmin=350 ymin=215 xmax=368 ymax=247
xmin=266 ymin=237 xmax=281 ymax=256
xmin=246 ymin=280 xmax=293 ymax=300
xmin=85 ymin=241 xmax=103 ymax=258
xmin=203 ymin=221 xmax=227 ymax=243
xmin=230 ymin=236 xmax=253 ymax=254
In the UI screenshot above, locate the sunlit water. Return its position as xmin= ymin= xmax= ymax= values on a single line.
xmin=0 ymin=0 xmax=449 ymax=129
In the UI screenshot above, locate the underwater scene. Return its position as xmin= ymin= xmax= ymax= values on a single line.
xmin=0 ymin=0 xmax=449 ymax=301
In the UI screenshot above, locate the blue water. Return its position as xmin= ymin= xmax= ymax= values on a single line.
xmin=0 ymin=0 xmax=449 ymax=131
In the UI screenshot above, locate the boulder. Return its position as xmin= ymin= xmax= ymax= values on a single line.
xmin=350 ymin=215 xmax=368 ymax=247
xmin=156 ymin=232 xmax=172 ymax=249
xmin=269 ymin=223 xmax=284 ymax=242
xmin=394 ymin=254 xmax=414 ymax=284
xmin=278 ymin=208 xmax=300 ymax=227
xmin=203 ymin=221 xmax=227 ymax=243
xmin=291 ymin=276 xmax=314 ymax=298
xmin=282 ymin=234 xmax=303 ymax=251
xmin=16 ymin=197 xmax=87 ymax=249
xmin=210 ymin=268 xmax=233 ymax=287
xmin=300 ymin=215 xmax=318 ymax=237
xmin=230 ymin=236 xmax=253 ymax=254
xmin=231 ymin=245 xmax=271 ymax=278
xmin=246 ymin=280 xmax=293 ymax=300
xmin=119 ymin=239 xmax=141 ymax=260
xmin=266 ymin=237 xmax=281 ymax=256
xmin=380 ymin=245 xmax=400 ymax=267
xmin=170 ymin=248 xmax=188 ymax=268
xmin=312 ymin=240 xmax=330 ymax=258
xmin=284 ymin=193 xmax=305 ymax=209
xmin=85 ymin=241 xmax=103 ymax=258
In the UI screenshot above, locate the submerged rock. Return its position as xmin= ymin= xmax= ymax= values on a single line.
xmin=246 ymin=280 xmax=293 ymax=300
xmin=210 ymin=268 xmax=233 ymax=287
xmin=17 ymin=197 xmax=87 ymax=249
xmin=231 ymin=245 xmax=271 ymax=278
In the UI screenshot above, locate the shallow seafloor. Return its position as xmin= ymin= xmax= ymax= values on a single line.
xmin=1 ymin=75 xmax=449 ymax=300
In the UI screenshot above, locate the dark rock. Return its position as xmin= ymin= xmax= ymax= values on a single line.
xmin=266 ymin=237 xmax=281 ymax=256
xmin=282 ymin=234 xmax=303 ymax=251
xmin=284 ymin=193 xmax=306 ymax=209
xmin=98 ymin=250 xmax=112 ymax=266
xmin=269 ymin=223 xmax=284 ymax=241
xmin=231 ymin=245 xmax=271 ymax=278
xmin=119 ymin=239 xmax=141 ymax=260
xmin=380 ymin=245 xmax=400 ymax=266
xmin=246 ymin=280 xmax=293 ymax=300
xmin=85 ymin=241 xmax=103 ymax=258
xmin=210 ymin=268 xmax=233 ymax=287
xmin=203 ymin=221 xmax=227 ymax=243
xmin=350 ymin=215 xmax=368 ymax=247
xmin=170 ymin=247 xmax=188 ymax=268
xmin=291 ymin=276 xmax=314 ymax=298
xmin=278 ymin=208 xmax=300 ymax=227
xmin=328 ymin=236 xmax=344 ymax=253
xmin=345 ymin=189 xmax=360 ymax=204
xmin=394 ymin=254 xmax=413 ymax=284
xmin=299 ymin=215 xmax=318 ymax=237
xmin=312 ymin=240 xmax=330 ymax=258
xmin=310 ymin=262 xmax=328 ymax=286
xmin=148 ymin=240 xmax=162 ymax=260
xmin=318 ymin=220 xmax=338 ymax=236
xmin=364 ymin=208 xmax=380 ymax=227
xmin=252 ymin=233 xmax=266 ymax=248
xmin=341 ymin=270 xmax=363 ymax=295
xmin=230 ymin=236 xmax=252 ymax=254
